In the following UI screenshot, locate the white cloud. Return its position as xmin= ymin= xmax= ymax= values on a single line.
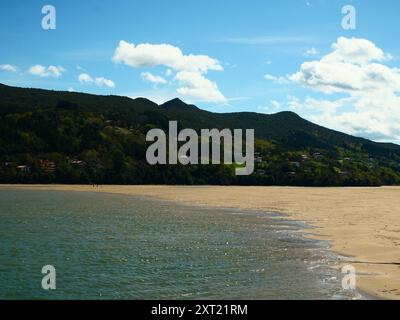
xmin=28 ymin=65 xmax=66 ymax=78
xmin=270 ymin=100 xmax=282 ymax=109
xmin=290 ymin=37 xmax=397 ymax=93
xmin=112 ymin=40 xmax=226 ymax=103
xmin=264 ymin=73 xmax=289 ymax=84
xmin=175 ymin=71 xmax=226 ymax=103
xmin=0 ymin=64 xmax=17 ymax=72
xmin=297 ymin=96 xmax=355 ymax=113
xmin=141 ymin=72 xmax=167 ymax=85
xmin=264 ymin=74 xmax=275 ymax=81
xmin=113 ymin=41 xmax=223 ymax=73
xmin=78 ymin=73 xmax=115 ymax=88
xmin=304 ymin=47 xmax=318 ymax=56
xmin=326 ymin=37 xmax=391 ymax=65
xmin=165 ymin=69 xmax=174 ymax=76
xmin=78 ymin=73 xmax=92 ymax=83
xmin=95 ymin=77 xmax=115 ymax=88
xmin=287 ymin=37 xmax=400 ymax=142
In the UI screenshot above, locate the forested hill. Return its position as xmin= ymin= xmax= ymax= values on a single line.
xmin=1 ymin=83 xmax=399 ymax=186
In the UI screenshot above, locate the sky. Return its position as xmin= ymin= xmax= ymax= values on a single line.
xmin=1 ymin=0 xmax=400 ymax=143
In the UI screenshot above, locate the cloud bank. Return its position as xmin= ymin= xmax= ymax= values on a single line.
xmin=112 ymin=41 xmax=226 ymax=103
xmin=287 ymin=37 xmax=400 ymax=143
xmin=141 ymin=72 xmax=167 ymax=85
xmin=28 ymin=65 xmax=66 ymax=78
xmin=78 ymin=73 xmax=115 ymax=88
xmin=0 ymin=64 xmax=17 ymax=72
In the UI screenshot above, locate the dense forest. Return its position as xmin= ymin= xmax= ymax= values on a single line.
xmin=1 ymin=83 xmax=400 ymax=186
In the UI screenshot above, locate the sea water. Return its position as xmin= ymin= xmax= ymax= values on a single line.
xmin=0 ymin=189 xmax=360 ymax=300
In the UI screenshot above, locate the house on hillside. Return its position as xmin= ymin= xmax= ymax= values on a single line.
xmin=313 ymin=153 xmax=324 ymax=160
xmin=70 ymin=159 xmax=87 ymax=167
xmin=255 ymin=169 xmax=266 ymax=176
xmin=16 ymin=165 xmax=31 ymax=173
xmin=38 ymin=160 xmax=56 ymax=173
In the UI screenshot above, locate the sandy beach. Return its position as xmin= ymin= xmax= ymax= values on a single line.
xmin=1 ymin=184 xmax=400 ymax=300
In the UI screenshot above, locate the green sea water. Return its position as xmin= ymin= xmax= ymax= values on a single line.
xmin=0 ymin=189 xmax=359 ymax=300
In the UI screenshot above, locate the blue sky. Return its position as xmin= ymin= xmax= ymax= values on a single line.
xmin=1 ymin=0 xmax=400 ymax=143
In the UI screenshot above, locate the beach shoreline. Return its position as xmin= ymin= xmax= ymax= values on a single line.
xmin=1 ymin=184 xmax=399 ymax=300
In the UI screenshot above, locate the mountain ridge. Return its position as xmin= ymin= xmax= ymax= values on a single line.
xmin=0 ymin=83 xmax=399 ymax=186
xmin=0 ymin=82 xmax=398 ymax=149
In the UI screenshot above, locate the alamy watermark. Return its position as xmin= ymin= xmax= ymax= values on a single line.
xmin=341 ymin=264 xmax=356 ymax=290
xmin=41 ymin=265 xmax=56 ymax=290
xmin=41 ymin=5 xmax=56 ymax=30
xmin=40 ymin=4 xmax=355 ymax=31
xmin=342 ymin=5 xmax=356 ymax=30
xmin=146 ymin=121 xmax=255 ymax=176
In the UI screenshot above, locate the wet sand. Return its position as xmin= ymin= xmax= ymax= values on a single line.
xmin=1 ymin=184 xmax=400 ymax=300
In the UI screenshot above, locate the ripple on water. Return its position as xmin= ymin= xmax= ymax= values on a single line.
xmin=0 ymin=189 xmax=360 ymax=300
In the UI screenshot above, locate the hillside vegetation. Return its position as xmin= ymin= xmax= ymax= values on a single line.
xmin=1 ymin=83 xmax=399 ymax=186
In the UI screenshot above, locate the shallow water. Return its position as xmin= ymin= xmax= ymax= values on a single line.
xmin=0 ymin=189 xmax=359 ymax=300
